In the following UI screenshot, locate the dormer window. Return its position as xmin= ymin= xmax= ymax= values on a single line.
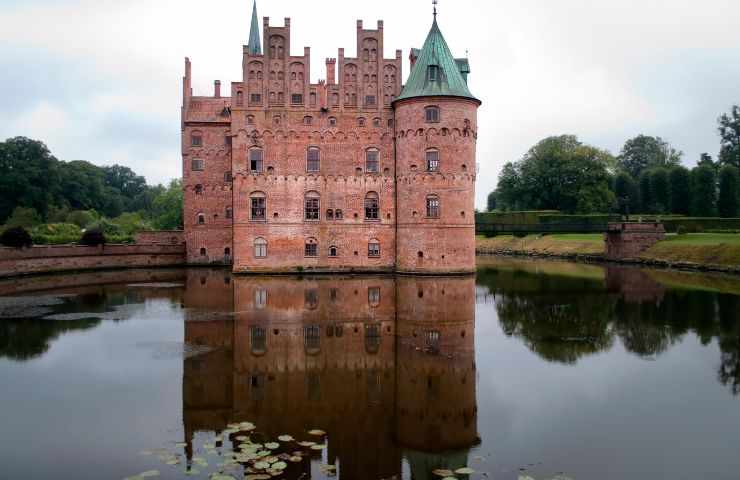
xmin=428 ymin=65 xmax=439 ymax=82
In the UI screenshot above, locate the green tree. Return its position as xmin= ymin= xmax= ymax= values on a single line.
xmin=690 ymin=165 xmax=717 ymax=217
xmin=57 ymin=160 xmax=107 ymax=212
xmin=150 ymin=180 xmax=183 ymax=230
xmin=614 ymin=172 xmax=639 ymax=215
xmin=486 ymin=191 xmax=497 ymax=212
xmin=668 ymin=166 xmax=691 ymax=215
xmin=718 ymin=165 xmax=740 ymax=218
xmin=618 ymin=135 xmax=683 ymax=178
xmin=638 ymin=171 xmax=653 ymax=213
xmin=718 ymin=105 xmax=740 ymax=169
xmin=494 ymin=135 xmax=615 ymax=213
xmin=650 ymin=168 xmax=670 ymax=214
xmin=0 ymin=137 xmax=60 ymax=222
xmin=4 ymin=207 xmax=41 ymax=229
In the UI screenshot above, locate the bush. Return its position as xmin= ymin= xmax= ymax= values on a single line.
xmin=66 ymin=210 xmax=99 ymax=228
xmin=1 ymin=226 xmax=33 ymax=248
xmin=79 ymin=229 xmax=106 ymax=246
xmin=4 ymin=207 xmax=41 ymax=229
xmin=662 ymin=217 xmax=740 ymax=233
xmin=30 ymin=223 xmax=82 ymax=245
xmin=676 ymin=225 xmax=688 ymax=235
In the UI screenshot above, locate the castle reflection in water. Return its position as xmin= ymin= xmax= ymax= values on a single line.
xmin=181 ymin=270 xmax=478 ymax=480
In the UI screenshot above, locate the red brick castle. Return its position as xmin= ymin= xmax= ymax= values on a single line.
xmin=182 ymin=1 xmax=480 ymax=273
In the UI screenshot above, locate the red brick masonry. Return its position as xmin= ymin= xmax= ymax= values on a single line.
xmin=135 ymin=230 xmax=185 ymax=245
xmin=0 ymin=244 xmax=186 ymax=278
xmin=605 ymin=222 xmax=665 ymax=261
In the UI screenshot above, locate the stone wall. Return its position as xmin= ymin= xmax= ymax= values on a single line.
xmin=605 ymin=222 xmax=665 ymax=261
xmin=0 ymin=244 xmax=185 ymax=277
xmin=134 ymin=230 xmax=185 ymax=245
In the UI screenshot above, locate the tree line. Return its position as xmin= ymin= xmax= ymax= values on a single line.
xmin=0 ymin=136 xmax=183 ymax=233
xmin=489 ymin=105 xmax=740 ymax=217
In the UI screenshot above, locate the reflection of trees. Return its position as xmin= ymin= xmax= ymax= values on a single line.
xmin=496 ymin=293 xmax=616 ymax=364
xmin=0 ymin=317 xmax=100 ymax=361
xmin=718 ymin=295 xmax=740 ymax=395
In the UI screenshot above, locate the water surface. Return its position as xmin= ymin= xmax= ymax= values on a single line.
xmin=0 ymin=260 xmax=739 ymax=480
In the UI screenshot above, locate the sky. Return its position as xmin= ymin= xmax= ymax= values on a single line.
xmin=1 ymin=0 xmax=739 ymax=209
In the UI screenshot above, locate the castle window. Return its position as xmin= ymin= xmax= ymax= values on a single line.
xmin=335 ymin=209 xmax=343 ymax=220
xmin=304 ymin=237 xmax=318 ymax=257
xmin=200 ymin=247 xmax=207 ymax=256
xmin=373 ymin=117 xmax=381 ymax=127
xmin=304 ymin=324 xmax=320 ymax=354
xmin=250 ymin=93 xmax=261 ymax=105
xmin=254 ymin=237 xmax=267 ymax=258
xmin=247 ymin=115 xmax=255 ymax=124
xmin=250 ymin=326 xmax=266 ymax=355
xmin=278 ymin=92 xmax=284 ymax=103
xmin=255 ymin=288 xmax=267 ymax=309
xmin=303 ymin=116 xmax=313 ymax=125
xmin=425 ymin=106 xmax=440 ymax=123
xmin=224 ymin=171 xmax=232 ymax=182
xmin=365 ymin=95 xmax=376 ymax=106
xmin=388 ymin=119 xmax=394 ymax=128
xmin=310 ymin=92 xmax=317 ymax=105
xmin=364 ymin=192 xmax=379 ymax=220
xmin=426 ymin=195 xmax=440 ymax=218
xmin=365 ymin=323 xmax=381 ymax=353
xmin=249 ymin=148 xmax=263 ymax=172
xmin=304 ymin=191 xmax=320 ymax=220
xmin=326 ymin=209 xmax=334 ymax=220
xmin=368 ymin=287 xmax=380 ymax=306
xmin=291 ymin=72 xmax=297 ymax=80
xmin=358 ymin=117 xmax=366 ymax=127
xmin=368 ymin=239 xmax=380 ymax=258
xmin=278 ymin=71 xmax=284 ymax=81
xmin=426 ymin=149 xmax=440 ymax=172
xmin=225 ymin=135 xmax=232 ymax=147
xmin=329 ymin=245 xmax=338 ymax=257
xmin=425 ymin=330 xmax=441 ymax=354
xmin=195 ymin=184 xmax=203 ymax=195
xmin=191 ymin=133 xmax=202 ymax=147
xmin=306 ymin=147 xmax=320 ymax=172
xmin=291 ymin=93 xmax=303 ymax=104
xmin=273 ymin=114 xmax=280 ymax=124
xmin=328 ymin=117 xmax=337 ymax=126
xmin=363 ymin=49 xmax=370 ymax=61
xmin=225 ymin=207 xmax=232 ymax=219
xmin=366 ymin=149 xmax=379 ymax=173
xmin=428 ymin=65 xmax=439 ymax=82
xmin=250 ymin=192 xmax=266 ymax=221
xmin=191 ymin=158 xmax=204 ymax=171
xmin=332 ymin=93 xmax=339 ymax=105
xmin=197 ymin=213 xmax=205 ymax=225
xmin=224 ymin=247 xmax=231 ymax=261
xmin=236 ymin=91 xmax=244 ymax=106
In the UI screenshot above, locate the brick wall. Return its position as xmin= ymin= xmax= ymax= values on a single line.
xmin=0 ymin=244 xmax=185 ymax=277
xmin=605 ymin=222 xmax=665 ymax=261
xmin=135 ymin=230 xmax=185 ymax=245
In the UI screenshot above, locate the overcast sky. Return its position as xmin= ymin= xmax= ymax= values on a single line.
xmin=1 ymin=0 xmax=739 ymax=208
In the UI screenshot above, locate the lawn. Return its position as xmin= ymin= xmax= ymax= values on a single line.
xmin=659 ymin=233 xmax=740 ymax=246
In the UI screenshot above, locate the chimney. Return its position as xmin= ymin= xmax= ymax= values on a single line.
xmin=409 ymin=49 xmax=418 ymax=69
xmin=326 ymin=58 xmax=336 ymax=85
xmin=214 ymin=80 xmax=221 ymax=98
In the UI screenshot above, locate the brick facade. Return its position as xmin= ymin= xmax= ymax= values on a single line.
xmin=605 ymin=222 xmax=666 ymax=261
xmin=182 ymin=9 xmax=479 ymax=273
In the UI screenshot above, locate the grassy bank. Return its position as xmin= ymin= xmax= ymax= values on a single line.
xmin=476 ymin=233 xmax=740 ymax=269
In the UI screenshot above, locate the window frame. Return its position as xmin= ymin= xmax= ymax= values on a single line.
xmin=249 ymin=148 xmax=264 ymax=173
xmin=426 ymin=149 xmax=440 ymax=172
xmin=426 ymin=194 xmax=440 ymax=218
xmin=365 ymin=149 xmax=380 ymax=173
xmin=254 ymin=237 xmax=267 ymax=258
xmin=425 ymin=106 xmax=440 ymax=123
xmin=191 ymin=158 xmax=204 ymax=171
xmin=304 ymin=238 xmax=318 ymax=257
xmin=306 ymin=147 xmax=321 ymax=172
xmin=368 ymin=240 xmax=381 ymax=258
xmin=291 ymin=93 xmax=303 ymax=104
xmin=191 ymin=134 xmax=202 ymax=147
xmin=364 ymin=192 xmax=379 ymax=220
xmin=304 ymin=192 xmax=320 ymax=221
xmin=250 ymin=195 xmax=266 ymax=221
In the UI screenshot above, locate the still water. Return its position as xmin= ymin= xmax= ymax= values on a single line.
xmin=1 ymin=258 xmax=739 ymax=480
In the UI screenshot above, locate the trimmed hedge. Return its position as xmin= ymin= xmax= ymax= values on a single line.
xmin=661 ymin=217 xmax=740 ymax=233
xmin=538 ymin=214 xmax=619 ymax=226
xmin=475 ymin=210 xmax=559 ymax=225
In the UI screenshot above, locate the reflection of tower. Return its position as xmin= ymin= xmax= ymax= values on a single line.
xmin=395 ymin=276 xmax=478 ymax=476
xmin=231 ymin=276 xmax=401 ymax=480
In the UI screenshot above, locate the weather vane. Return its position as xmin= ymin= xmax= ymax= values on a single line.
xmin=433 ymin=0 xmax=438 ymax=18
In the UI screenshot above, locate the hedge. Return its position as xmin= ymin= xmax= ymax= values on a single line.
xmin=538 ymin=214 xmax=619 ymax=226
xmin=475 ymin=210 xmax=559 ymax=225
xmin=661 ymin=217 xmax=740 ymax=233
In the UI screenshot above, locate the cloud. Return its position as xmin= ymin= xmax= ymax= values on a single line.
xmin=1 ymin=0 xmax=740 ymax=207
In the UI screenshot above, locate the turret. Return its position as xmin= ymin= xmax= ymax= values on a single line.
xmin=393 ymin=14 xmax=480 ymax=273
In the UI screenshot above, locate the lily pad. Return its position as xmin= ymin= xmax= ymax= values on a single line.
xmin=307 ymin=429 xmax=326 ymax=436
xmin=433 ymin=469 xmax=455 ymax=477
xmin=254 ymin=461 xmax=271 ymax=469
xmin=298 ymin=441 xmax=316 ymax=447
xmin=288 ymin=456 xmax=302 ymax=463
xmin=277 ymin=435 xmax=294 ymax=442
xmin=272 ymin=461 xmax=287 ymax=470
xmin=310 ymin=444 xmax=326 ymax=450
xmin=455 ymin=467 xmax=475 ymax=474
xmin=264 ymin=442 xmax=279 ymax=450
xmin=245 ymin=475 xmax=272 ymax=480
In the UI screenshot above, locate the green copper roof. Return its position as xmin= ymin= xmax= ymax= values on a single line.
xmin=395 ymin=18 xmax=478 ymax=103
xmin=247 ymin=1 xmax=261 ymax=55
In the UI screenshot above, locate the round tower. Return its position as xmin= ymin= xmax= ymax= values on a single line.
xmin=393 ymin=16 xmax=480 ymax=274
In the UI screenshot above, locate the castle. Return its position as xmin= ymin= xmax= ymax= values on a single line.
xmin=182 ymin=1 xmax=480 ymax=274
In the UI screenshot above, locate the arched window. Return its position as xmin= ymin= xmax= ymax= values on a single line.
xmin=304 ymin=237 xmax=318 ymax=257
xmin=225 ymin=207 xmax=233 ymax=219
xmin=368 ymin=239 xmax=380 ymax=257
xmin=250 ymin=192 xmax=266 ymax=220
xmin=304 ymin=191 xmax=320 ymax=220
xmin=373 ymin=117 xmax=381 ymax=127
xmin=365 ymin=192 xmax=379 ymax=220
xmin=200 ymin=247 xmax=207 ymax=256
xmin=249 ymin=148 xmax=263 ymax=172
xmin=197 ymin=213 xmax=205 ymax=225
xmin=425 ymin=106 xmax=440 ymax=123
xmin=365 ymin=149 xmax=379 ymax=173
xmin=426 ymin=195 xmax=440 ymax=218
xmin=236 ymin=91 xmax=244 ymax=106
xmin=326 ymin=209 xmax=334 ymax=220
xmin=306 ymin=147 xmax=320 ymax=172
xmin=303 ymin=116 xmax=312 ymax=125
xmin=254 ymin=237 xmax=267 ymax=258
xmin=247 ymin=115 xmax=254 ymax=124
xmin=363 ymin=49 xmax=370 ymax=61
xmin=329 ymin=245 xmax=338 ymax=257
xmin=426 ymin=149 xmax=440 ymax=172
xmin=335 ymin=209 xmax=343 ymax=220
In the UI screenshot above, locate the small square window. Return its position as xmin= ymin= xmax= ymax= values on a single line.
xmin=368 ymin=242 xmax=380 ymax=257
xmin=365 ymin=95 xmax=376 ymax=106
xmin=291 ymin=94 xmax=303 ymax=104
xmin=191 ymin=135 xmax=202 ymax=147
xmin=373 ymin=118 xmax=380 ymax=127
xmin=425 ymin=106 xmax=440 ymax=123
xmin=305 ymin=242 xmax=318 ymax=257
xmin=250 ymin=93 xmax=262 ymax=104
xmin=191 ymin=158 xmax=204 ymax=171
xmin=328 ymin=117 xmax=337 ymax=126
xmin=224 ymin=171 xmax=232 ymax=182
xmin=303 ymin=116 xmax=312 ymax=125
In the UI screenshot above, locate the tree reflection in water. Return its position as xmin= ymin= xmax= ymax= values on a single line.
xmin=478 ymin=263 xmax=740 ymax=396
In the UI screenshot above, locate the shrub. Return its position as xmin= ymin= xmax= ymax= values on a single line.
xmin=79 ymin=229 xmax=106 ymax=246
xmin=4 ymin=207 xmax=41 ymax=229
xmin=676 ymin=225 xmax=688 ymax=235
xmin=66 ymin=210 xmax=99 ymax=228
xmin=1 ymin=226 xmax=33 ymax=248
xmin=513 ymin=231 xmax=528 ymax=238
xmin=30 ymin=223 xmax=82 ymax=245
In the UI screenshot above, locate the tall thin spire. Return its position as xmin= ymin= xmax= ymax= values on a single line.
xmin=433 ymin=0 xmax=438 ymax=19
xmin=247 ymin=0 xmax=262 ymax=55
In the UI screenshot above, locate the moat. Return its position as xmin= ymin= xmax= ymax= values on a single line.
xmin=1 ymin=258 xmax=740 ymax=480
